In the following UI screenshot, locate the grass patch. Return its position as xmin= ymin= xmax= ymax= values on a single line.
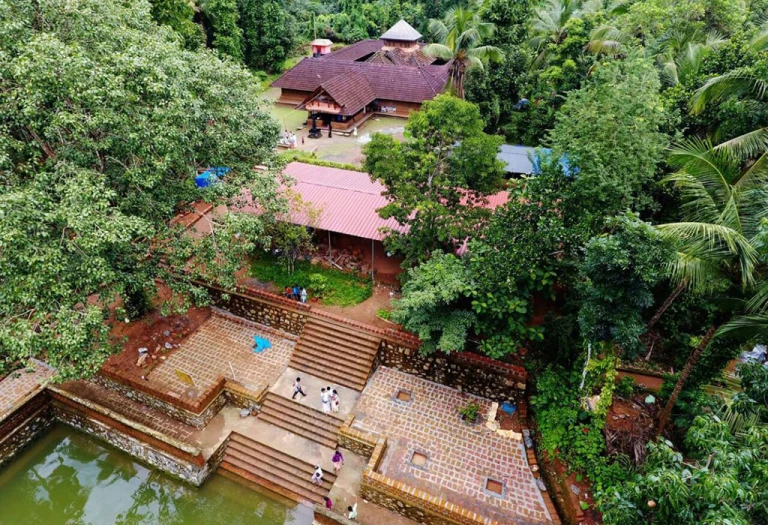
xmin=278 ymin=150 xmax=365 ymax=172
xmin=251 ymin=253 xmax=372 ymax=307
xmin=376 ymin=308 xmax=392 ymax=320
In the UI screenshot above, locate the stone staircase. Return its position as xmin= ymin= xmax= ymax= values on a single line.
xmin=219 ymin=432 xmax=336 ymax=504
xmin=258 ymin=392 xmax=343 ymax=448
xmin=290 ymin=317 xmax=380 ymax=391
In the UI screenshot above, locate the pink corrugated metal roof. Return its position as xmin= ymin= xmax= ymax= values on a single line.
xmin=240 ymin=162 xmax=509 ymax=243
xmin=282 ymin=162 xmax=400 ymax=241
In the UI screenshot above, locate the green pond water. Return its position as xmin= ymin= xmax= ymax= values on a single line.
xmin=0 ymin=425 xmax=313 ymax=525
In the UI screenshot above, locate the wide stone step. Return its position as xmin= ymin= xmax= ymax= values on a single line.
xmin=289 ymin=355 xmax=368 ymax=391
xmin=225 ymin=442 xmax=334 ymax=491
xmin=220 ymin=457 xmax=328 ymax=503
xmin=304 ymin=320 xmax=382 ymax=349
xmin=229 ymin=432 xmax=336 ymax=483
xmin=298 ymin=330 xmax=379 ymax=358
xmin=305 ymin=318 xmax=382 ymax=344
xmin=257 ymin=406 xmax=338 ymax=448
xmin=293 ymin=340 xmax=374 ymax=373
xmin=220 ymin=432 xmax=337 ymax=504
xmin=263 ymin=393 xmax=344 ymax=429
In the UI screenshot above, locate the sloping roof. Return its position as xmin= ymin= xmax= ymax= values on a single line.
xmin=498 ymin=145 xmax=537 ymax=174
xmin=273 ymin=58 xmax=451 ymax=104
xmin=317 ymin=72 xmax=376 ymax=116
xmin=322 ymin=39 xmax=384 ymax=61
xmin=367 ymin=46 xmax=436 ymax=67
xmin=311 ymin=39 xmax=333 ymax=46
xmin=381 ymin=19 xmax=422 ymax=41
xmin=281 ymin=162 xmax=401 ymax=241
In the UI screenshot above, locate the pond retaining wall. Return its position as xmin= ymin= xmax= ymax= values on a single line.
xmin=0 ymin=391 xmax=54 ymax=469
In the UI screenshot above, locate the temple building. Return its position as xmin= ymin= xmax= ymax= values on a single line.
xmin=272 ymin=20 xmax=451 ymax=131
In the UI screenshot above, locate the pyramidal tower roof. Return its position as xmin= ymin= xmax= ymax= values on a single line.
xmin=380 ymin=19 xmax=422 ymax=41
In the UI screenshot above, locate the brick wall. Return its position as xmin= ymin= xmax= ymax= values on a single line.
xmin=95 ymin=373 xmax=227 ymax=428
xmin=338 ymin=414 xmax=380 ymax=458
xmin=0 ymin=392 xmax=53 ymax=469
xmin=201 ymin=282 xmax=308 ymax=335
xmin=377 ymin=342 xmax=528 ymax=402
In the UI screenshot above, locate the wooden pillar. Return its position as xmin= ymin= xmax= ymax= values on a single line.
xmin=371 ymin=238 xmax=375 ymax=283
xmin=328 ymin=230 xmax=332 ymax=261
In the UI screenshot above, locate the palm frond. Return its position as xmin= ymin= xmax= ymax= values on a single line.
xmin=691 ymin=69 xmax=768 ymax=114
xmin=748 ymin=26 xmax=768 ymax=54
xmin=713 ymin=127 xmax=768 ymax=162
xmin=467 ymin=45 xmax=503 ymax=63
xmin=719 ymin=313 xmax=768 ymax=340
xmin=657 ymin=222 xmax=758 ymax=287
xmin=422 ymin=43 xmax=455 ymax=61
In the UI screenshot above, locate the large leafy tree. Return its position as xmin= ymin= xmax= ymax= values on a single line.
xmin=578 ymin=213 xmax=675 ymax=358
xmin=239 ymin=0 xmax=296 ymax=72
xmin=423 ymin=3 xmax=503 ymax=98
xmin=0 ymin=0 xmax=282 ymax=380
xmin=149 ymin=0 xmax=205 ymax=49
xmin=548 ymin=54 xmax=668 ymax=225
xmin=363 ymin=94 xmax=505 ymax=267
xmin=391 ymin=251 xmax=476 ymax=354
xmin=201 ymin=0 xmax=244 ymax=61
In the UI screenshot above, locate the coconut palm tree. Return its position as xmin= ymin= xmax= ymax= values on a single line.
xmin=654 ymin=138 xmax=767 ymax=434
xmin=423 ymin=4 xmax=503 ymax=99
xmin=529 ymin=0 xmax=584 ymax=67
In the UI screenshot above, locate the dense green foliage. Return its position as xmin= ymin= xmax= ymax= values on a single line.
xmin=239 ymin=0 xmax=295 ymax=72
xmin=363 ymin=94 xmax=505 ymax=267
xmin=0 ymin=0 xmax=281 ymax=379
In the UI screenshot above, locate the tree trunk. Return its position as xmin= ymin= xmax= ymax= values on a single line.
xmin=657 ymin=325 xmax=717 ymax=436
xmin=647 ymin=280 xmax=687 ymax=332
xmin=644 ymin=280 xmax=688 ymax=361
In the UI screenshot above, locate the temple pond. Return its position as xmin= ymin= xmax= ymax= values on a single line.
xmin=0 ymin=425 xmax=313 ymax=525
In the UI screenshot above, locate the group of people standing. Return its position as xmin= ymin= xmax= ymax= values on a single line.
xmin=281 ymin=129 xmax=297 ymax=148
xmin=291 ymin=378 xmax=340 ymax=414
xmin=284 ymin=284 xmax=307 ymax=303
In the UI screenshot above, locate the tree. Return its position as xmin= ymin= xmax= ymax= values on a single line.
xmin=0 ymin=0 xmax=282 ymax=380
xmin=363 ymin=94 xmax=505 ymax=267
xmin=149 ymin=0 xmax=205 ymax=49
xmin=391 ymin=252 xmax=476 ymax=354
xmin=578 ymin=213 xmax=675 ymax=358
xmin=529 ymin=0 xmax=584 ymax=67
xmin=465 ymin=0 xmax=533 ymax=131
xmin=548 ymin=54 xmax=668 ymax=225
xmin=423 ymin=3 xmax=503 ymax=98
xmin=467 ymin=188 xmax=568 ymax=357
xmin=267 ymin=190 xmax=322 ymax=275
xmin=202 ymin=0 xmax=244 ymax=61
xmin=239 ymin=0 xmax=296 ymax=72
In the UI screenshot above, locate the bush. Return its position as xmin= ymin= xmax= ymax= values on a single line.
xmin=308 ymin=273 xmax=328 ymax=298
xmin=458 ymin=401 xmax=482 ymax=422
xmin=615 ymin=376 xmax=636 ymax=398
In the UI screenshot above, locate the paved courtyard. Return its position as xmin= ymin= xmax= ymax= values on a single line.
xmin=352 ymin=367 xmax=553 ymax=525
xmin=0 ymin=360 xmax=54 ymax=416
xmin=148 ymin=311 xmax=295 ymax=399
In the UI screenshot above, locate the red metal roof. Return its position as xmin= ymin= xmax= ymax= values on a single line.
xmin=239 ymin=162 xmax=508 ymax=244
xmin=280 ymin=162 xmax=401 ymax=241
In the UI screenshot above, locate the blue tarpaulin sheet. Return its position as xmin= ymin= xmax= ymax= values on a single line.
xmin=253 ymin=336 xmax=271 ymax=353
xmin=195 ymin=167 xmax=230 ymax=188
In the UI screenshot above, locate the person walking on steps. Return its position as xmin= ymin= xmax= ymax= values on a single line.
xmin=332 ymin=447 xmax=344 ymax=474
xmin=322 ymin=496 xmax=333 ymax=510
xmin=346 ymin=502 xmax=358 ymax=521
xmin=330 ymin=389 xmax=340 ymax=413
xmin=321 ymin=387 xmax=331 ymax=413
xmin=292 ymin=377 xmax=307 ymax=400
xmin=311 ymin=465 xmax=323 ymax=485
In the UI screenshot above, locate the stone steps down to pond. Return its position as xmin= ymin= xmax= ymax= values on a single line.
xmin=290 ymin=317 xmax=380 ymax=391
xmin=219 ymin=432 xmax=336 ymax=504
xmin=257 ymin=392 xmax=343 ymax=449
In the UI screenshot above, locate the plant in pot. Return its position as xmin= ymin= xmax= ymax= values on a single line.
xmin=458 ymin=401 xmax=481 ymax=424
